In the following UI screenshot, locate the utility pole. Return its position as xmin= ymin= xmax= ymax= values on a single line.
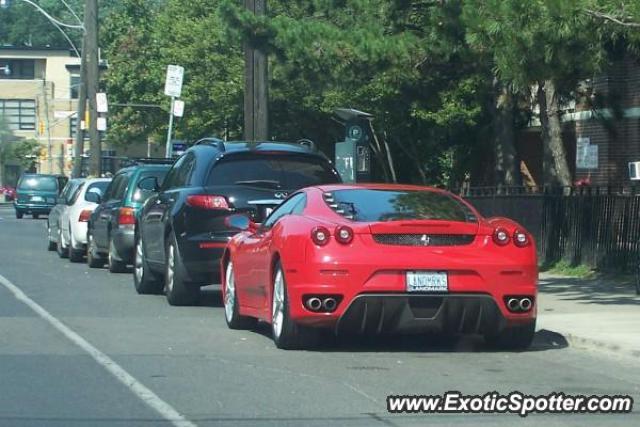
xmin=71 ymin=34 xmax=87 ymax=178
xmin=244 ymin=0 xmax=268 ymax=141
xmin=84 ymin=0 xmax=101 ymax=176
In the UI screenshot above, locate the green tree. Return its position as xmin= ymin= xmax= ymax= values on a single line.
xmin=464 ymin=0 xmax=608 ymax=187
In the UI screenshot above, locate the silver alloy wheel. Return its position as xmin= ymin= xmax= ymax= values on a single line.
xmin=272 ymin=268 xmax=285 ymax=339
xmin=58 ymin=228 xmax=64 ymax=249
xmin=166 ymin=243 xmax=175 ymax=292
xmin=134 ymin=239 xmax=144 ymax=283
xmin=224 ymin=262 xmax=235 ymax=323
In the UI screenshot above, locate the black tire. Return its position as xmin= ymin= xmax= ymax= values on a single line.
xmin=271 ymin=262 xmax=316 ymax=349
xmin=47 ymin=223 xmax=56 ymax=251
xmin=33 ymin=213 xmax=39 ymax=219
xmin=68 ymin=245 xmax=84 ymax=263
xmin=108 ymin=238 xmax=128 ymax=273
xmin=636 ymin=254 xmax=640 ymax=296
xmin=485 ymin=321 xmax=536 ymax=351
xmin=133 ymin=236 xmax=163 ymax=294
xmin=56 ymin=228 xmax=68 ymax=259
xmin=16 ymin=210 xmax=23 ymax=219
xmin=87 ymin=232 xmax=105 ymax=268
xmin=164 ymin=231 xmax=200 ymax=306
xmin=223 ymin=261 xmax=257 ymax=330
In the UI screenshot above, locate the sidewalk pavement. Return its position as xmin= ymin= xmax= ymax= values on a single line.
xmin=537 ymin=272 xmax=640 ymax=360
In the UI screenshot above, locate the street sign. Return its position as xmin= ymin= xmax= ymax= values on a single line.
xmin=576 ymin=137 xmax=598 ymax=170
xmin=164 ymin=65 xmax=184 ymax=98
xmin=97 ymin=117 xmax=107 ymax=132
xmin=172 ymin=141 xmax=187 ymax=157
xmin=96 ymin=93 xmax=108 ymax=113
xmin=173 ymin=100 xmax=185 ymax=117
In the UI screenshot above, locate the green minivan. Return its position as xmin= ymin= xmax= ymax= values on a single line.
xmin=14 ymin=174 xmax=68 ymax=219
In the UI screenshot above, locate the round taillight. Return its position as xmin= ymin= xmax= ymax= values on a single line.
xmin=493 ymin=228 xmax=510 ymax=246
xmin=513 ymin=230 xmax=529 ymax=247
xmin=311 ymin=226 xmax=331 ymax=246
xmin=335 ymin=226 xmax=354 ymax=244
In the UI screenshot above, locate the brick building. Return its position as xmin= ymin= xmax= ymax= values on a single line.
xmin=517 ymin=53 xmax=640 ymax=187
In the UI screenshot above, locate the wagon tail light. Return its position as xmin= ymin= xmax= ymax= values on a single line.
xmin=311 ymin=226 xmax=331 ymax=246
xmin=186 ymin=195 xmax=230 ymax=210
xmin=78 ymin=209 xmax=92 ymax=222
xmin=118 ymin=207 xmax=136 ymax=229
xmin=513 ymin=230 xmax=530 ymax=247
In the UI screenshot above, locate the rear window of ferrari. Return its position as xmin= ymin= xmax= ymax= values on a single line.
xmin=326 ymin=189 xmax=477 ymax=223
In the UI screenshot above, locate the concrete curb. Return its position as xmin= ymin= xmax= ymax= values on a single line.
xmin=562 ymin=332 xmax=640 ymax=360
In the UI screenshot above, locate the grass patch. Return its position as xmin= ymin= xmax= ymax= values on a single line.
xmin=541 ymin=260 xmax=595 ymax=278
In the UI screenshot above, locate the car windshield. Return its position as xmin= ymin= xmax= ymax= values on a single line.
xmin=17 ymin=176 xmax=58 ymax=192
xmin=207 ymin=154 xmax=340 ymax=189
xmin=327 ymin=189 xmax=477 ymax=223
xmin=84 ymin=181 xmax=110 ymax=202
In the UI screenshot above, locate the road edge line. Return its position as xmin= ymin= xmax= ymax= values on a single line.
xmin=0 ymin=273 xmax=198 ymax=427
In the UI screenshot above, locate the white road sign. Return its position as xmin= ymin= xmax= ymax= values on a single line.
xmin=164 ymin=65 xmax=184 ymax=98
xmin=96 ymin=93 xmax=108 ymax=113
xmin=173 ymin=100 xmax=185 ymax=117
xmin=97 ymin=117 xmax=107 ymax=132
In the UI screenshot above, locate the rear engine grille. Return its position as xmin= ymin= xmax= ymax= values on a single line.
xmin=373 ymin=234 xmax=475 ymax=246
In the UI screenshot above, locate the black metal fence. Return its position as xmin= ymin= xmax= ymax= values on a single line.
xmin=457 ymin=186 xmax=640 ymax=272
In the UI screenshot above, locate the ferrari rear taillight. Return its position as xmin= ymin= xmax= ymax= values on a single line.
xmin=513 ymin=230 xmax=530 ymax=247
xmin=78 ymin=209 xmax=92 ymax=222
xmin=493 ymin=227 xmax=510 ymax=246
xmin=186 ymin=195 xmax=229 ymax=210
xmin=335 ymin=226 xmax=354 ymax=244
xmin=118 ymin=207 xmax=136 ymax=226
xmin=311 ymin=226 xmax=331 ymax=246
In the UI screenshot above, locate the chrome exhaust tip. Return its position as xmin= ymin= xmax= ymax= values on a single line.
xmin=507 ymin=298 xmax=520 ymax=312
xmin=306 ymin=297 xmax=322 ymax=311
xmin=519 ymin=298 xmax=532 ymax=311
xmin=323 ymin=297 xmax=337 ymax=311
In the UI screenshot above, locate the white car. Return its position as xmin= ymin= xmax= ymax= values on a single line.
xmin=59 ymin=178 xmax=111 ymax=262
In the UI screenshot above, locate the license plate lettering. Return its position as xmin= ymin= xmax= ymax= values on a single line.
xmin=406 ymin=271 xmax=448 ymax=292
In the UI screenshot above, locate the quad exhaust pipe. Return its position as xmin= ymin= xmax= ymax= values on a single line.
xmin=505 ymin=296 xmax=534 ymax=313
xmin=519 ymin=297 xmax=532 ymax=311
xmin=305 ymin=296 xmax=339 ymax=312
xmin=306 ymin=297 xmax=322 ymax=311
xmin=322 ymin=297 xmax=337 ymax=311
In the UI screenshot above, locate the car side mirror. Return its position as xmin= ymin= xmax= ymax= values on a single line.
xmin=137 ymin=176 xmax=160 ymax=193
xmin=86 ymin=191 xmax=101 ymax=204
xmin=225 ymin=214 xmax=257 ymax=232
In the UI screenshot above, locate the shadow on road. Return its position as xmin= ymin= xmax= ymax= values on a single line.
xmin=539 ymin=276 xmax=640 ymax=306
xmin=199 ymin=288 xmax=223 ymax=307
xmin=248 ymin=322 xmax=568 ymax=353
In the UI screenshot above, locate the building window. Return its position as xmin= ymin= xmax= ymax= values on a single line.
xmin=70 ymin=75 xmax=81 ymax=99
xmin=0 ymin=99 xmax=36 ymax=130
xmin=0 ymin=59 xmax=35 ymax=80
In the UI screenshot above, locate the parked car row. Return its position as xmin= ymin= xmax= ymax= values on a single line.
xmin=21 ymin=140 xmax=538 ymax=351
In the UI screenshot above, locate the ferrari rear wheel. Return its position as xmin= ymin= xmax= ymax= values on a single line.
xmin=484 ymin=321 xmax=536 ymax=351
xmin=271 ymin=262 xmax=316 ymax=349
xmin=223 ymin=261 xmax=257 ymax=330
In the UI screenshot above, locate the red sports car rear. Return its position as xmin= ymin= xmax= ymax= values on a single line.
xmin=222 ymin=184 xmax=537 ymax=350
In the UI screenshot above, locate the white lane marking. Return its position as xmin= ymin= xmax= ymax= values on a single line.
xmin=0 ymin=273 xmax=197 ymax=427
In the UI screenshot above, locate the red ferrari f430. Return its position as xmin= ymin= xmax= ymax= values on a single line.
xmin=222 ymin=184 xmax=537 ymax=350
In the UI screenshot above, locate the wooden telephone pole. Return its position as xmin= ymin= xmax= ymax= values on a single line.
xmin=72 ymin=0 xmax=100 ymax=177
xmin=244 ymin=0 xmax=268 ymax=141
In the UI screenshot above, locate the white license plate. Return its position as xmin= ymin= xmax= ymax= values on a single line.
xmin=406 ymin=271 xmax=448 ymax=293
xmin=31 ymin=196 xmax=44 ymax=202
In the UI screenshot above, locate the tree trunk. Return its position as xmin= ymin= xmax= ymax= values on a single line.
xmin=491 ymin=77 xmax=520 ymax=186
xmin=537 ymin=80 xmax=572 ymax=187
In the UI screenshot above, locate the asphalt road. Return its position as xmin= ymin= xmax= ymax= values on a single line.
xmin=0 ymin=204 xmax=638 ymax=426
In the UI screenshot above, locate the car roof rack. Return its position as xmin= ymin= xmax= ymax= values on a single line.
xmin=194 ymin=137 xmax=225 ymax=152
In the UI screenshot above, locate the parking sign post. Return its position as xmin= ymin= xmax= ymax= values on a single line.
xmin=164 ymin=65 xmax=184 ymax=158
